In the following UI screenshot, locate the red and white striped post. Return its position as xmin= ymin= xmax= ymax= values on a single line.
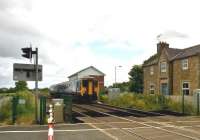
xmin=48 ymin=104 xmax=54 ymax=140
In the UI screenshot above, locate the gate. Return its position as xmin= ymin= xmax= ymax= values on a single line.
xmin=63 ymin=95 xmax=73 ymax=123
xmin=39 ymin=96 xmax=46 ymax=124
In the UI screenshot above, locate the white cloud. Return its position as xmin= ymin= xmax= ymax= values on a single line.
xmin=1 ymin=0 xmax=200 ymax=88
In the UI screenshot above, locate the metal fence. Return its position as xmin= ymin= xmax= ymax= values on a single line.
xmin=165 ymin=93 xmax=200 ymax=115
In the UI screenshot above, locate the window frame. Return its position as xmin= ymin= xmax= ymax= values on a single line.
xmin=181 ymin=59 xmax=188 ymax=70
xmin=182 ymin=81 xmax=190 ymax=95
xmin=160 ymin=61 xmax=167 ymax=73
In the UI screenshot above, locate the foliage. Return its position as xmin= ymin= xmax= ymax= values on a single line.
xmin=112 ymin=82 xmax=130 ymax=92
xmin=128 ymin=65 xmax=143 ymax=93
xmin=0 ymin=87 xmax=17 ymax=93
xmin=38 ymin=88 xmax=49 ymax=96
xmin=100 ymin=93 xmax=196 ymax=115
xmin=0 ymin=90 xmax=35 ymax=124
xmin=0 ymin=98 xmax=12 ymax=124
xmin=15 ymin=81 xmax=28 ymax=91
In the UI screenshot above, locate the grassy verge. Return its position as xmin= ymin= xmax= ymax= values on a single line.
xmin=0 ymin=90 xmax=35 ymax=124
xmin=99 ymin=92 xmax=196 ymax=115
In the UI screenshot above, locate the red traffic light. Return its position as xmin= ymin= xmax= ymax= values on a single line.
xmin=21 ymin=47 xmax=32 ymax=59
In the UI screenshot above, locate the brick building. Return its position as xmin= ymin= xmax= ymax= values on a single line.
xmin=143 ymin=42 xmax=200 ymax=95
xmin=68 ymin=66 xmax=105 ymax=91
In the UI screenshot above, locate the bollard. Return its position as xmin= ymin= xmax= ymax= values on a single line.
xmin=48 ymin=104 xmax=54 ymax=140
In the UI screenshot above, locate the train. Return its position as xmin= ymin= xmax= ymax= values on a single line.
xmin=49 ymin=76 xmax=100 ymax=102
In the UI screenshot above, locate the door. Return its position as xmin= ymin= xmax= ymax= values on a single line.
xmin=88 ymin=80 xmax=93 ymax=95
xmin=161 ymin=83 xmax=168 ymax=95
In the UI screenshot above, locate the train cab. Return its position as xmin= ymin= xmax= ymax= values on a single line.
xmin=79 ymin=77 xmax=99 ymax=101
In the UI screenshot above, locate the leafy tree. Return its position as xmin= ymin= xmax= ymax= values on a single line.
xmin=15 ymin=81 xmax=28 ymax=91
xmin=128 ymin=65 xmax=143 ymax=93
xmin=113 ymin=82 xmax=130 ymax=92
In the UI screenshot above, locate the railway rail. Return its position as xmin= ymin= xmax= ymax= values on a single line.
xmin=73 ymin=104 xmax=151 ymax=140
xmin=73 ymin=103 xmax=200 ymax=140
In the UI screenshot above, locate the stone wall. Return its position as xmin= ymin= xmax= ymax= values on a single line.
xmin=143 ymin=64 xmax=158 ymax=94
xmin=172 ymin=56 xmax=200 ymax=95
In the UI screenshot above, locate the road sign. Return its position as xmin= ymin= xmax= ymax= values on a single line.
xmin=13 ymin=63 xmax=42 ymax=81
xmin=18 ymin=99 xmax=26 ymax=104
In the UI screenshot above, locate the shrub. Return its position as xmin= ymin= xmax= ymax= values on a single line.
xmin=0 ymin=98 xmax=12 ymax=124
xmin=0 ymin=90 xmax=35 ymax=124
xmin=105 ymin=93 xmax=196 ymax=115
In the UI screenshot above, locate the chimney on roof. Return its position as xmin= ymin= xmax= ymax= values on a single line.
xmin=157 ymin=42 xmax=169 ymax=53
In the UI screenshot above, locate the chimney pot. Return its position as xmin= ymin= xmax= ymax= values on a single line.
xmin=157 ymin=42 xmax=169 ymax=53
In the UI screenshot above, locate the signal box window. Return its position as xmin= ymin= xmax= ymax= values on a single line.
xmin=182 ymin=82 xmax=189 ymax=95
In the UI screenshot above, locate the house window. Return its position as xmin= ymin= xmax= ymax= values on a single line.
xmin=150 ymin=66 xmax=154 ymax=75
xmin=150 ymin=84 xmax=155 ymax=94
xmin=182 ymin=59 xmax=188 ymax=70
xmin=160 ymin=62 xmax=167 ymax=73
xmin=182 ymin=82 xmax=189 ymax=95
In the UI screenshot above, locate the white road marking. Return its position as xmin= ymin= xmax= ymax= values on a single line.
xmin=1 ymin=125 xmax=200 ymax=134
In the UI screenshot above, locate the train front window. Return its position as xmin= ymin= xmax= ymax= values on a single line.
xmin=82 ymin=80 xmax=88 ymax=87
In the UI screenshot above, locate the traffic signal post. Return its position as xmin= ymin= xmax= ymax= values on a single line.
xmin=21 ymin=45 xmax=39 ymax=123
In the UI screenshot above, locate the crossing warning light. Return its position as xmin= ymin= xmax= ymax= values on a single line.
xmin=21 ymin=47 xmax=32 ymax=59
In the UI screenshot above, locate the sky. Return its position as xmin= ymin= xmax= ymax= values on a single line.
xmin=1 ymin=0 xmax=200 ymax=88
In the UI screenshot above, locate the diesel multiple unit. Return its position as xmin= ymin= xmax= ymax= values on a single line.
xmin=49 ymin=66 xmax=105 ymax=102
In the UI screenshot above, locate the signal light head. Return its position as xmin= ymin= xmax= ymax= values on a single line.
xmin=21 ymin=47 xmax=32 ymax=59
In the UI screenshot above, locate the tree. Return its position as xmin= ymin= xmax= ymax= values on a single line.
xmin=128 ymin=65 xmax=143 ymax=93
xmin=113 ymin=82 xmax=130 ymax=92
xmin=15 ymin=81 xmax=28 ymax=91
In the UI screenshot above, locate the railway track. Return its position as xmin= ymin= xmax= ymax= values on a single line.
xmin=73 ymin=104 xmax=151 ymax=140
xmin=73 ymin=103 xmax=200 ymax=140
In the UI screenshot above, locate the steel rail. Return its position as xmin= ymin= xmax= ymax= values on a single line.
xmin=73 ymin=105 xmax=151 ymax=140
xmin=74 ymin=104 xmax=200 ymax=140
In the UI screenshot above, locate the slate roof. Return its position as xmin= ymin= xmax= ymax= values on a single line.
xmin=143 ymin=44 xmax=200 ymax=67
xmin=173 ymin=44 xmax=200 ymax=60
xmin=68 ymin=66 xmax=105 ymax=78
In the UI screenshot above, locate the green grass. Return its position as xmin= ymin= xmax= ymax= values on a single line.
xmin=99 ymin=92 xmax=197 ymax=115
xmin=0 ymin=90 xmax=35 ymax=124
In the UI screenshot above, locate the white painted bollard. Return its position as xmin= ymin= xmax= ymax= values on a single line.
xmin=48 ymin=104 xmax=54 ymax=140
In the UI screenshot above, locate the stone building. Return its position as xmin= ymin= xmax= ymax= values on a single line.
xmin=143 ymin=42 xmax=200 ymax=95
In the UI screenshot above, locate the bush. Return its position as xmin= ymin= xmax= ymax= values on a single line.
xmin=0 ymin=90 xmax=35 ymax=124
xmin=0 ymin=98 xmax=12 ymax=124
xmin=105 ymin=93 xmax=196 ymax=115
xmin=15 ymin=90 xmax=35 ymax=124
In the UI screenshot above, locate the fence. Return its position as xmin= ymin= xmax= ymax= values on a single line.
xmin=102 ymin=92 xmax=200 ymax=116
xmin=165 ymin=94 xmax=200 ymax=115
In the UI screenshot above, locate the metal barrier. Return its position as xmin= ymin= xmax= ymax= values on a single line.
xmin=63 ymin=95 xmax=73 ymax=123
xmin=12 ymin=96 xmax=18 ymax=124
xmin=39 ymin=96 xmax=46 ymax=125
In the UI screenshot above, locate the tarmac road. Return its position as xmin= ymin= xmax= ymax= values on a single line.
xmin=0 ymin=103 xmax=200 ymax=140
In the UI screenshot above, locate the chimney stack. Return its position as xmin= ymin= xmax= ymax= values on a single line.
xmin=157 ymin=42 xmax=169 ymax=53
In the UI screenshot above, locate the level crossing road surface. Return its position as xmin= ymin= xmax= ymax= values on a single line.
xmin=0 ymin=103 xmax=200 ymax=140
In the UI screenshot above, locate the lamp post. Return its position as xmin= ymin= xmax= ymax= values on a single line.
xmin=114 ymin=65 xmax=122 ymax=86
